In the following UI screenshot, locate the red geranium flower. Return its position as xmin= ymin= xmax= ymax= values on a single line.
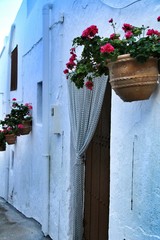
xmin=146 ymin=29 xmax=160 ymax=36
xmin=18 ymin=124 xmax=24 ymax=129
xmin=82 ymin=25 xmax=98 ymax=38
xmin=25 ymin=103 xmax=32 ymax=110
xmin=110 ymin=33 xmax=120 ymax=40
xmin=70 ymin=48 xmax=75 ymax=54
xmin=66 ymin=61 xmax=76 ymax=70
xmin=63 ymin=69 xmax=69 ymax=74
xmin=69 ymin=53 xmax=77 ymax=62
xmin=100 ymin=43 xmax=115 ymax=53
xmin=85 ymin=81 xmax=94 ymax=90
xmin=122 ymin=23 xmax=133 ymax=32
xmin=125 ymin=31 xmax=133 ymax=39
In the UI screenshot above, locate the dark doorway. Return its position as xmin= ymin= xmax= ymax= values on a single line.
xmin=84 ymin=82 xmax=111 ymax=240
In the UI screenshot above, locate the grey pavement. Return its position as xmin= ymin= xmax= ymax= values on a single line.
xmin=0 ymin=197 xmax=52 ymax=240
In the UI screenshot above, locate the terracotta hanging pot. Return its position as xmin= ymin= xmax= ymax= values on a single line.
xmin=0 ymin=144 xmax=6 ymax=151
xmin=20 ymin=120 xmax=32 ymax=135
xmin=5 ymin=134 xmax=17 ymax=145
xmin=107 ymin=54 xmax=159 ymax=102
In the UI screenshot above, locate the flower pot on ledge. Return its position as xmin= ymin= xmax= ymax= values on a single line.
xmin=20 ymin=120 xmax=32 ymax=135
xmin=5 ymin=134 xmax=17 ymax=145
xmin=107 ymin=54 xmax=159 ymax=102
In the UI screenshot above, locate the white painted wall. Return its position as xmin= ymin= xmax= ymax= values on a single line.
xmin=0 ymin=0 xmax=160 ymax=239
xmin=107 ymin=1 xmax=160 ymax=240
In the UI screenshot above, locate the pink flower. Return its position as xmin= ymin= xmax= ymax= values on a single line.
xmin=18 ymin=124 xmax=24 ymax=129
xmin=146 ymin=29 xmax=154 ymax=35
xmin=25 ymin=103 xmax=33 ymax=109
xmin=82 ymin=28 xmax=90 ymax=38
xmin=154 ymin=30 xmax=160 ymax=36
xmin=70 ymin=48 xmax=76 ymax=54
xmin=125 ymin=31 xmax=133 ymax=39
xmin=108 ymin=18 xmax=113 ymax=23
xmin=12 ymin=98 xmax=16 ymax=101
xmin=66 ymin=61 xmax=76 ymax=70
xmin=100 ymin=43 xmax=115 ymax=53
xmin=64 ymin=48 xmax=77 ymax=74
xmin=122 ymin=23 xmax=133 ymax=32
xmin=157 ymin=16 xmax=160 ymax=22
xmin=89 ymin=25 xmax=98 ymax=36
xmin=85 ymin=81 xmax=94 ymax=90
xmin=146 ymin=29 xmax=160 ymax=36
xmin=63 ymin=69 xmax=69 ymax=74
xmin=82 ymin=25 xmax=98 ymax=38
xmin=69 ymin=53 xmax=77 ymax=62
xmin=110 ymin=33 xmax=120 ymax=40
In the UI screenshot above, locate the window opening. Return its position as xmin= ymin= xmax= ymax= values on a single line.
xmin=10 ymin=46 xmax=18 ymax=91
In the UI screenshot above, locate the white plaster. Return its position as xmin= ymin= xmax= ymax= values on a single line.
xmin=0 ymin=0 xmax=160 ymax=239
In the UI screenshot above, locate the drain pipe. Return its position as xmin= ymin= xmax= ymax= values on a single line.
xmin=5 ymin=24 xmax=15 ymax=201
xmin=42 ymin=3 xmax=53 ymax=235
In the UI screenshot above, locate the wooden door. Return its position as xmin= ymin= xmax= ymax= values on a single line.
xmin=84 ymin=82 xmax=111 ymax=240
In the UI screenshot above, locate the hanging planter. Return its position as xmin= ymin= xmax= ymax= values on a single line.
xmin=64 ymin=17 xmax=160 ymax=97
xmin=5 ymin=134 xmax=17 ymax=145
xmin=107 ymin=54 xmax=159 ymax=102
xmin=20 ymin=120 xmax=32 ymax=135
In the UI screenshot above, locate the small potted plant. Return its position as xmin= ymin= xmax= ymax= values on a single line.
xmin=11 ymin=98 xmax=33 ymax=135
xmin=1 ymin=113 xmax=21 ymax=136
xmin=0 ymin=130 xmax=6 ymax=151
xmin=64 ymin=16 xmax=160 ymax=102
xmin=0 ymin=115 xmax=19 ymax=145
xmin=2 ymin=127 xmax=17 ymax=145
xmin=0 ymin=98 xmax=33 ymax=140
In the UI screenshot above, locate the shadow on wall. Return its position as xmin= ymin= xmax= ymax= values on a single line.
xmin=100 ymin=0 xmax=141 ymax=9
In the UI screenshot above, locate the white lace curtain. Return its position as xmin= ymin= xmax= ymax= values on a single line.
xmin=67 ymin=76 xmax=108 ymax=240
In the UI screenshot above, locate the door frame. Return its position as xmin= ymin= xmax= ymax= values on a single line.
xmin=83 ymin=82 xmax=111 ymax=240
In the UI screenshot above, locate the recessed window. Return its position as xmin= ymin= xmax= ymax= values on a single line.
xmin=10 ymin=46 xmax=18 ymax=91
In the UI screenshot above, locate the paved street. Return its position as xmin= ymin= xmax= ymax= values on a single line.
xmin=0 ymin=197 xmax=51 ymax=240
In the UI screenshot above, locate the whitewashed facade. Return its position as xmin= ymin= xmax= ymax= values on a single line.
xmin=0 ymin=0 xmax=160 ymax=239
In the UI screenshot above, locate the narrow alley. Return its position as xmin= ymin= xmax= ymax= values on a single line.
xmin=0 ymin=198 xmax=51 ymax=240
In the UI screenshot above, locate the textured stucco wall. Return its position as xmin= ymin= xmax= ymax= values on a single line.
xmin=0 ymin=0 xmax=72 ymax=239
xmin=106 ymin=1 xmax=160 ymax=240
xmin=0 ymin=0 xmax=160 ymax=239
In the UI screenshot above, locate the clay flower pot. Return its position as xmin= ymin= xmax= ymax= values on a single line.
xmin=5 ymin=134 xmax=17 ymax=145
xmin=108 ymin=54 xmax=159 ymax=102
xmin=20 ymin=120 xmax=32 ymax=135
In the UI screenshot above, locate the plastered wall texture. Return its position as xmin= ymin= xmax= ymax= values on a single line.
xmin=0 ymin=0 xmax=160 ymax=239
